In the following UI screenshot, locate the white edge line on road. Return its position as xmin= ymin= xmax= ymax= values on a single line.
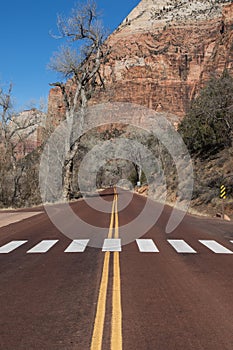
xmin=136 ymin=239 xmax=159 ymax=253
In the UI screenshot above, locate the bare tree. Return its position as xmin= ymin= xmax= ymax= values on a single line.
xmin=48 ymin=0 xmax=110 ymax=200
xmin=0 ymin=84 xmax=41 ymax=206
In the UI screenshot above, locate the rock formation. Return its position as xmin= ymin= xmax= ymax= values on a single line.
xmin=47 ymin=0 xmax=233 ymax=124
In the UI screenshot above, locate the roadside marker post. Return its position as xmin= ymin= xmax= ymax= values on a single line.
xmin=220 ymin=185 xmax=227 ymax=219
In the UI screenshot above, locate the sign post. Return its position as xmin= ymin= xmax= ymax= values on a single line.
xmin=220 ymin=185 xmax=227 ymax=219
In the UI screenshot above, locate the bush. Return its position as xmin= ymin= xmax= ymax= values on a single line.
xmin=178 ymin=70 xmax=233 ymax=157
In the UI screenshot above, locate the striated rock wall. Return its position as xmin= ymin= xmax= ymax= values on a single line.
xmin=46 ymin=87 xmax=66 ymax=128
xmin=47 ymin=0 xmax=233 ymax=124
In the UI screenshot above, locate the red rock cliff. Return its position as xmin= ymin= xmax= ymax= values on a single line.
xmin=47 ymin=0 xmax=233 ymax=124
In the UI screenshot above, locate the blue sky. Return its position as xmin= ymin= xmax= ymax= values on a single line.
xmin=0 ymin=0 xmax=139 ymax=111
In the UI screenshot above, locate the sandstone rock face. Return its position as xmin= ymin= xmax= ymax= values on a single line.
xmin=46 ymin=87 xmax=66 ymax=128
xmin=48 ymin=0 xmax=233 ymax=123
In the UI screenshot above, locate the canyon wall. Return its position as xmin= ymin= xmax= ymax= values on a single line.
xmin=47 ymin=0 xmax=233 ymax=124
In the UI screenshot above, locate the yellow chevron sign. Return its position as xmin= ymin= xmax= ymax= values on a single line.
xmin=220 ymin=185 xmax=227 ymax=199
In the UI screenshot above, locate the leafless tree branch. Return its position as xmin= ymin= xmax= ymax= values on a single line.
xmin=48 ymin=0 xmax=110 ymax=200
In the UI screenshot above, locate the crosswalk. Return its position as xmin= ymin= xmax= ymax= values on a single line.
xmin=64 ymin=240 xmax=90 ymax=253
xmin=27 ymin=240 xmax=59 ymax=253
xmin=136 ymin=239 xmax=159 ymax=253
xmin=0 ymin=240 xmax=28 ymax=254
xmin=0 ymin=238 xmax=232 ymax=255
xmin=167 ymin=239 xmax=197 ymax=253
xmin=198 ymin=240 xmax=233 ymax=254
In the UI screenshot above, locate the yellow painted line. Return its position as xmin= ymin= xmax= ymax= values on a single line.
xmin=111 ymin=187 xmax=122 ymax=349
xmin=108 ymin=190 xmax=116 ymax=239
xmin=111 ymin=251 xmax=122 ymax=350
xmin=90 ymin=251 xmax=110 ymax=350
xmin=114 ymin=190 xmax=119 ymax=239
xmin=90 ymin=187 xmax=122 ymax=350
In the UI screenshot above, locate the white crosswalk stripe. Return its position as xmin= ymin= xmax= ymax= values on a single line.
xmin=102 ymin=238 xmax=121 ymax=252
xmin=27 ymin=240 xmax=59 ymax=253
xmin=0 ymin=238 xmax=233 ymax=255
xmin=0 ymin=240 xmax=28 ymax=254
xmin=64 ymin=240 xmax=89 ymax=253
xmin=199 ymin=240 xmax=233 ymax=254
xmin=167 ymin=240 xmax=197 ymax=253
xmin=136 ymin=239 xmax=159 ymax=252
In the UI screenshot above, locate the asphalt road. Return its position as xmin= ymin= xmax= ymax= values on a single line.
xmin=0 ymin=188 xmax=233 ymax=350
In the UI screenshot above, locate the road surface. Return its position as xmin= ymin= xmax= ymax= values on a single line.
xmin=0 ymin=188 xmax=233 ymax=349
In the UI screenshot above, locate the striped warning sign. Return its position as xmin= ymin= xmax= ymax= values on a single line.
xmin=220 ymin=185 xmax=227 ymax=199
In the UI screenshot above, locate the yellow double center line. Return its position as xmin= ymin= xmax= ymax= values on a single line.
xmin=90 ymin=187 xmax=122 ymax=350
